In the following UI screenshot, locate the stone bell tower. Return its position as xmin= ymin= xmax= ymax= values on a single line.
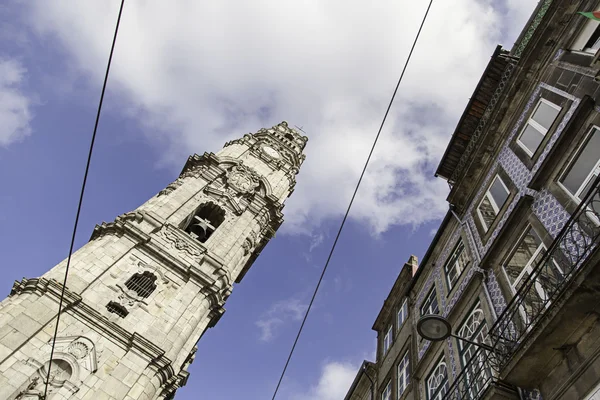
xmin=0 ymin=121 xmax=307 ymax=399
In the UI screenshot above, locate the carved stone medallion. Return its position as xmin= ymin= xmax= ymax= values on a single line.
xmin=226 ymin=165 xmax=259 ymax=195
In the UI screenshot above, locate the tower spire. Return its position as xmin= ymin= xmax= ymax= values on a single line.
xmin=0 ymin=122 xmax=307 ymax=399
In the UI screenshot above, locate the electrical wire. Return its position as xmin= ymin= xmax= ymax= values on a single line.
xmin=270 ymin=1 xmax=435 ymax=398
xmin=43 ymin=1 xmax=126 ymax=396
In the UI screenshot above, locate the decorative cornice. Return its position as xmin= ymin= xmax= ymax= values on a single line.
xmin=510 ymin=0 xmax=553 ymax=58
xmin=91 ymin=216 xmax=217 ymax=288
xmin=89 ymin=211 xmax=148 ymax=242
xmin=207 ymin=307 xmax=225 ymax=328
xmin=449 ymin=60 xmax=517 ymax=184
xmin=159 ymin=224 xmax=207 ymax=258
xmin=179 ymin=152 xmax=225 ymax=181
xmin=160 ymin=347 xmax=194 ymax=399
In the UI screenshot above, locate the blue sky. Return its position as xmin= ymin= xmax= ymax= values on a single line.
xmin=0 ymin=1 xmax=538 ymax=398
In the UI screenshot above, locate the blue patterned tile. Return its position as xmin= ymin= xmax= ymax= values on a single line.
xmin=417 ymin=84 xmax=583 ymax=365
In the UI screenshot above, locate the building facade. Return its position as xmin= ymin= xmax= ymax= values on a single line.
xmin=0 ymin=122 xmax=307 ymax=399
xmin=345 ymin=1 xmax=600 ymax=399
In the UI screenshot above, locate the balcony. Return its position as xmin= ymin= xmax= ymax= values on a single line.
xmin=443 ymin=175 xmax=600 ymax=400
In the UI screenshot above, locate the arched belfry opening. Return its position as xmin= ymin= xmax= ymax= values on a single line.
xmin=184 ymin=202 xmax=225 ymax=243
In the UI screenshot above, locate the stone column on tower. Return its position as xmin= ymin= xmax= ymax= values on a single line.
xmin=0 ymin=121 xmax=307 ymax=399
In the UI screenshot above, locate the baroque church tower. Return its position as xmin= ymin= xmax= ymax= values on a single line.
xmin=0 ymin=122 xmax=307 ymax=399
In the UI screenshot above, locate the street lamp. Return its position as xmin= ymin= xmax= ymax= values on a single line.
xmin=417 ymin=314 xmax=495 ymax=352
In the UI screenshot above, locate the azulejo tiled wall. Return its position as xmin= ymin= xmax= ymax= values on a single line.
xmin=416 ymin=228 xmax=461 ymax=361
xmin=416 ymin=83 xmax=581 ymax=367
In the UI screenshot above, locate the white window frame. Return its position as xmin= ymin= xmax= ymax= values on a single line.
xmin=558 ymin=126 xmax=600 ymax=226
xmin=502 ymin=225 xmax=564 ymax=325
xmin=381 ymin=380 xmax=392 ymax=400
xmin=444 ymin=240 xmax=469 ymax=291
xmin=476 ymin=174 xmax=510 ymax=232
xmin=427 ymin=357 xmax=449 ymax=400
xmin=398 ymin=351 xmax=410 ymax=397
xmin=503 ymin=227 xmax=547 ymax=296
xmin=516 ymin=98 xmax=561 ymax=157
xmin=571 ymin=18 xmax=600 ymax=54
xmin=420 ymin=288 xmax=439 ymax=316
xmin=398 ymin=298 xmax=408 ymax=329
xmin=383 ymin=325 xmax=393 ymax=355
xmin=457 ymin=303 xmax=492 ymax=398
xmin=558 ymin=126 xmax=600 ymax=202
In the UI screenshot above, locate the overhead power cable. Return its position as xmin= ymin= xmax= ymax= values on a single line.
xmin=43 ymin=1 xmax=126 ymax=397
xmin=270 ymin=1 xmax=435 ymax=398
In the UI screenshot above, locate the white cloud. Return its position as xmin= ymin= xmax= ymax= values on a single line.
xmin=308 ymin=233 xmax=325 ymax=253
xmin=256 ymin=297 xmax=307 ymax=342
xmin=0 ymin=58 xmax=33 ymax=147
xmin=289 ymin=361 xmax=358 ymax=400
xmin=23 ymin=0 xmax=538 ymax=234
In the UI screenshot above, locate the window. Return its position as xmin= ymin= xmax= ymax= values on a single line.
xmin=516 ymin=99 xmax=561 ymax=156
xmin=571 ymin=18 xmax=600 ymax=54
xmin=185 ymin=202 xmax=226 ymax=243
xmin=381 ymin=380 xmax=392 ymax=400
xmin=420 ymin=288 xmax=439 ymax=316
xmin=457 ymin=303 xmax=492 ymax=398
xmin=427 ymin=358 xmax=449 ymax=400
xmin=398 ymin=298 xmax=409 ymax=328
xmin=477 ymin=175 xmax=510 ymax=231
xmin=383 ymin=325 xmax=393 ymax=355
xmin=106 ymin=301 xmax=129 ymax=318
xmin=560 ymin=126 xmax=600 ymax=205
xmin=125 ymin=271 xmax=157 ymax=298
xmin=503 ymin=226 xmax=563 ymax=319
xmin=398 ymin=351 xmax=410 ymax=397
xmin=444 ymin=240 xmax=470 ymax=290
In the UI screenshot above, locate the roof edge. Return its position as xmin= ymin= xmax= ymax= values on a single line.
xmin=435 ymin=45 xmax=504 ymax=181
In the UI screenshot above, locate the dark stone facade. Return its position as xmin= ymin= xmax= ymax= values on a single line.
xmin=345 ymin=1 xmax=600 ymax=399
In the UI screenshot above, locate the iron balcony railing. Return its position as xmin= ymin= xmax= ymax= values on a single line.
xmin=443 ymin=174 xmax=600 ymax=400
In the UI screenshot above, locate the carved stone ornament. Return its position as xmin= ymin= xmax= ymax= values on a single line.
xmin=117 ymin=290 xmax=138 ymax=308
xmin=132 ymin=258 xmax=170 ymax=286
xmin=49 ymin=336 xmax=98 ymax=373
xmin=160 ymin=227 xmax=206 ymax=258
xmin=226 ymin=164 xmax=260 ymax=195
xmin=242 ymin=231 xmax=257 ymax=255
xmin=67 ymin=342 xmax=89 ymax=360
xmin=203 ymin=186 xmax=244 ymax=215
xmin=158 ymin=179 xmax=182 ymax=197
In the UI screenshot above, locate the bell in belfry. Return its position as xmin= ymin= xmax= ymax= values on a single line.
xmin=190 ymin=218 xmax=210 ymax=240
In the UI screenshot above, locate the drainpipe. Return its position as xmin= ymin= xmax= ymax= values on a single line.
xmin=362 ymin=364 xmax=375 ymax=400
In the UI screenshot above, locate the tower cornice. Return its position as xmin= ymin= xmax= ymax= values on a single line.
xmin=90 ymin=214 xmax=225 ymax=289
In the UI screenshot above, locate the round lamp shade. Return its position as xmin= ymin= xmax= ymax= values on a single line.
xmin=417 ymin=315 xmax=452 ymax=341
